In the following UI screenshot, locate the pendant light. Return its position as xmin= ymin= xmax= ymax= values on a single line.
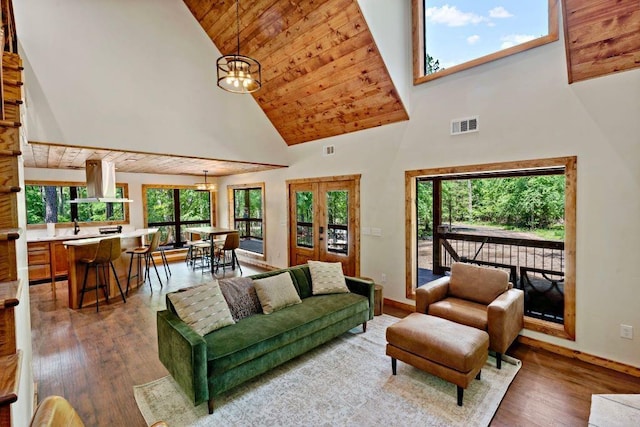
xmin=216 ymin=0 xmax=261 ymax=94
xmin=195 ymin=170 xmax=216 ymax=191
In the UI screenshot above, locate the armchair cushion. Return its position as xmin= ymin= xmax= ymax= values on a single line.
xmin=449 ymin=262 xmax=509 ymax=305
xmin=429 ymin=297 xmax=488 ymax=331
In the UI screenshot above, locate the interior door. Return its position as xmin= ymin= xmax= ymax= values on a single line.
xmin=288 ymin=176 xmax=359 ymax=276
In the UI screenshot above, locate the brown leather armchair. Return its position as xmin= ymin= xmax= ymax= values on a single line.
xmin=416 ymin=262 xmax=524 ymax=369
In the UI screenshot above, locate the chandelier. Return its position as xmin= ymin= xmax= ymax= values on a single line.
xmin=195 ymin=170 xmax=216 ymax=192
xmin=216 ymin=0 xmax=261 ymax=94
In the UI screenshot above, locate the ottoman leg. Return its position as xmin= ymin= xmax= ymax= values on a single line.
xmin=497 ymin=353 xmax=502 ymax=369
xmin=457 ymin=386 xmax=464 ymax=406
xmin=476 ymin=370 xmax=481 ymax=380
xmin=391 ymin=357 xmax=397 ymax=375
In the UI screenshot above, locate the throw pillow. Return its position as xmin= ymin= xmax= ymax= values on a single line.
xmin=253 ymin=272 xmax=302 ymax=314
xmin=308 ymin=260 xmax=350 ymax=295
xmin=218 ymin=276 xmax=262 ymax=321
xmin=167 ymin=281 xmax=235 ymax=336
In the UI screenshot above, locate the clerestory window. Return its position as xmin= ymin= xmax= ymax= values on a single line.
xmin=412 ymin=0 xmax=559 ymax=84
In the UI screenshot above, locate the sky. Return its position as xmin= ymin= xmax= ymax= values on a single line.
xmin=424 ymin=1 xmax=550 ymax=69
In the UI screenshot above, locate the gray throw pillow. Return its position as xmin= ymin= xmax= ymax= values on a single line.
xmin=167 ymin=281 xmax=235 ymax=336
xmin=253 ymin=272 xmax=302 ymax=314
xmin=219 ymin=276 xmax=262 ymax=321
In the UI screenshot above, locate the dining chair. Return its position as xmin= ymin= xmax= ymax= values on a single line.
xmin=214 ymin=232 xmax=242 ymax=276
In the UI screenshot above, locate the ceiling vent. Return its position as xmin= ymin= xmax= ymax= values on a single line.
xmin=451 ymin=116 xmax=479 ymax=135
xmin=323 ymin=145 xmax=335 ymax=156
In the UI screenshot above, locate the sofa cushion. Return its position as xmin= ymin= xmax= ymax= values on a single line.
xmin=167 ymin=282 xmax=235 ymax=336
xmin=205 ymin=292 xmax=369 ymax=376
xmin=429 ymin=297 xmax=488 ymax=331
xmin=219 ymin=277 xmax=262 ymax=321
xmin=449 ymin=262 xmax=509 ymax=305
xmin=308 ymin=260 xmax=349 ymax=295
xmin=253 ymin=272 xmax=302 ymax=314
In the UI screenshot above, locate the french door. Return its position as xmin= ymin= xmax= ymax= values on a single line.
xmin=288 ymin=175 xmax=360 ymax=277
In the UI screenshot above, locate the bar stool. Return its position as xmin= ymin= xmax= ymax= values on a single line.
xmin=78 ymin=237 xmax=127 ymax=312
xmin=185 ymin=232 xmax=204 ymax=266
xmin=126 ymin=231 xmax=163 ymax=294
xmin=191 ymin=238 xmax=212 ymax=272
xmin=152 ymin=227 xmax=173 ymax=279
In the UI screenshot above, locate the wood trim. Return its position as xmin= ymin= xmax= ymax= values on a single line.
xmin=404 ymin=156 xmax=577 ymax=340
xmin=383 ymin=298 xmax=416 ymax=314
xmin=226 ymin=182 xmax=266 ymax=262
xmin=286 ymin=174 xmax=362 ymax=185
xmin=413 ymin=0 xmax=560 ymax=85
xmin=0 ymin=279 xmax=20 ymax=309
xmin=286 ymin=174 xmax=361 ymax=276
xmin=560 ymin=0 xmax=573 ymax=83
xmin=517 ymin=335 xmax=640 ymax=378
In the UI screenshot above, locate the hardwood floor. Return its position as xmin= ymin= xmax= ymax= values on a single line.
xmin=30 ymin=264 xmax=640 ymax=426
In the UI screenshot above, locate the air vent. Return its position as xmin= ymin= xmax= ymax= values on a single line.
xmin=323 ymin=145 xmax=335 ymax=156
xmin=451 ymin=116 xmax=479 ymax=135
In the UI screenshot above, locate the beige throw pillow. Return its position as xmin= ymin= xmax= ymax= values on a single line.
xmin=168 ymin=281 xmax=235 ymax=336
xmin=253 ymin=272 xmax=302 ymax=314
xmin=308 ymin=260 xmax=350 ymax=295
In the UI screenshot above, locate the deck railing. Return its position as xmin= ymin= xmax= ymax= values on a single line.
xmin=435 ymin=230 xmax=565 ymax=323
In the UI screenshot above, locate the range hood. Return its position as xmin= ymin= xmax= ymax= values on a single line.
xmin=69 ymin=160 xmax=133 ymax=203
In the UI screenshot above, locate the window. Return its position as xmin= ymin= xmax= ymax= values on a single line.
xmin=405 ymin=157 xmax=576 ymax=340
xmin=143 ymin=185 xmax=213 ymax=249
xmin=228 ymin=183 xmax=266 ymax=259
xmin=25 ymin=181 xmax=129 ymax=226
xmin=412 ymin=0 xmax=559 ymax=84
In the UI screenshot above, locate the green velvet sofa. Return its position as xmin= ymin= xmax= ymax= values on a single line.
xmin=157 ymin=265 xmax=374 ymax=414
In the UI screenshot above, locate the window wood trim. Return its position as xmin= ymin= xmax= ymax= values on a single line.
xmin=25 ymin=180 xmax=130 ymax=228
xmin=412 ymin=0 xmax=560 ymax=85
xmin=404 ymin=156 xmax=576 ymax=340
xmin=227 ymin=183 xmax=266 ymax=262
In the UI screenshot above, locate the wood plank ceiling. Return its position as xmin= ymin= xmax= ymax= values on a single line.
xmin=184 ymin=0 xmax=409 ymax=146
xmin=21 ymin=141 xmax=287 ymax=176
xmin=562 ymin=0 xmax=640 ymax=83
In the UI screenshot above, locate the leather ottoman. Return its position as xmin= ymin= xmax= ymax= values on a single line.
xmin=386 ymin=313 xmax=489 ymax=405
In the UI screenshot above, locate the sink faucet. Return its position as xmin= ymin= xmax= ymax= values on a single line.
xmin=73 ymin=218 xmax=80 ymax=235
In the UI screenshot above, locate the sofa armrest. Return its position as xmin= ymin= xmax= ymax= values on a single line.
xmin=416 ymin=276 xmax=450 ymax=313
xmin=345 ymin=276 xmax=375 ymax=320
xmin=157 ymin=310 xmax=209 ymax=406
xmin=487 ymin=288 xmax=524 ymax=353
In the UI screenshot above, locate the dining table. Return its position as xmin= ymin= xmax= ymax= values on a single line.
xmin=184 ymin=226 xmax=238 ymax=273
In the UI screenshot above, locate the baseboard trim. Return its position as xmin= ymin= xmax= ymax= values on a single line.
xmin=383 ymin=298 xmax=415 ymax=313
xmin=517 ymin=335 xmax=640 ymax=377
xmin=236 ymin=257 xmax=280 ymax=271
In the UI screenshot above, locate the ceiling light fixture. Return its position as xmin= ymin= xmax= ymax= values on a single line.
xmin=216 ymin=0 xmax=261 ymax=94
xmin=195 ymin=170 xmax=217 ymax=192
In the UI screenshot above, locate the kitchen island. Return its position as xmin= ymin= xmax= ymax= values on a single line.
xmin=63 ymin=229 xmax=157 ymax=309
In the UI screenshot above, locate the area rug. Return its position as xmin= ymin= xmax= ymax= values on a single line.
xmin=135 ymin=314 xmax=520 ymax=426
xmin=589 ymin=394 xmax=640 ymax=426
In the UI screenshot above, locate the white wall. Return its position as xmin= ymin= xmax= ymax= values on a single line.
xmin=14 ymin=0 xmax=288 ymax=165
xmin=217 ymin=2 xmax=640 ymax=368
xmin=15 ymin=0 xmax=640 ymax=374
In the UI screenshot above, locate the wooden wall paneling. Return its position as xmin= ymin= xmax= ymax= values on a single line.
xmin=0 ymin=195 xmax=17 ymax=230
xmin=0 ymin=125 xmax=18 ymax=153
xmin=562 ymin=0 xmax=640 ymax=83
xmin=0 ymin=240 xmax=17 ymax=282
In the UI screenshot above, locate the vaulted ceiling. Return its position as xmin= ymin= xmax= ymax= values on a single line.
xmin=183 ymin=0 xmax=409 ymax=146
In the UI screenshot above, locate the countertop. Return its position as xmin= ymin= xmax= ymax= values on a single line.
xmin=62 ymin=228 xmax=158 ymax=246
xmin=27 ymin=233 xmax=103 ymax=243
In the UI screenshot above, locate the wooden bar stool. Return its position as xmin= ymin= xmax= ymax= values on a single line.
xmin=214 ymin=232 xmax=242 ymax=276
xmin=78 ymin=237 xmax=126 ymax=312
xmin=126 ymin=231 xmax=163 ymax=294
